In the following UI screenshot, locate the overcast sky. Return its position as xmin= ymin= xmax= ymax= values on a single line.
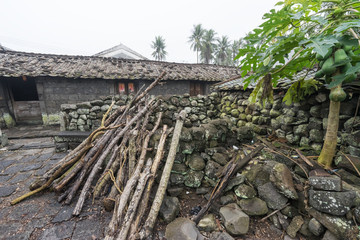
xmin=0 ymin=0 xmax=279 ymax=63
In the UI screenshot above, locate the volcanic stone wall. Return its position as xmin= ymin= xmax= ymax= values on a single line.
xmin=59 ymin=90 xmax=360 ymax=156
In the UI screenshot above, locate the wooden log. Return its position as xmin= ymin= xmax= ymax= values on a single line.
xmin=72 ymin=99 xmax=156 ymax=216
xmin=117 ymin=158 xmax=153 ymax=240
xmin=104 ymin=111 xmax=163 ymax=240
xmin=128 ymin=125 xmax=172 ymax=239
xmin=140 ymin=110 xmax=186 ymax=239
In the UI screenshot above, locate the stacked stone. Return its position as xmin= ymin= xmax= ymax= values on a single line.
xmin=60 ymin=95 xmax=130 ymax=131
xmin=340 ymin=116 xmax=360 ymax=156
xmin=165 ymin=119 xmax=234 ymax=191
xmin=159 ymin=93 xmax=220 ymax=129
xmin=219 ymin=90 xmax=359 ymax=153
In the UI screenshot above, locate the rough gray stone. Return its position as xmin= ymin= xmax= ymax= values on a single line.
xmin=309 ymin=129 xmax=324 ymax=143
xmin=294 ymin=124 xmax=308 ymax=137
xmin=159 ymin=196 xmax=180 ymax=223
xmin=77 ymin=108 xmax=89 ymax=115
xmin=308 ymin=208 xmax=356 ymax=239
xmin=308 ymin=218 xmax=325 ymax=236
xmin=212 ymin=152 xmax=228 ymax=166
xmin=310 ymin=105 xmax=322 ymax=118
xmin=197 ymin=214 xmax=217 ymax=232
xmin=220 ymin=194 xmax=236 ymax=205
xmin=219 ymin=203 xmax=249 ymax=235
xmin=234 ymin=184 xmax=256 ymax=199
xmin=238 ymin=197 xmax=268 ymax=216
xmin=170 ymin=173 xmax=185 ymax=185
xmin=286 ymin=215 xmax=304 ymax=238
xmin=184 ymin=170 xmax=204 ymax=188
xmin=225 ymin=175 xmax=245 ymax=191
xmin=309 ymin=175 xmax=342 ymax=191
xmin=270 ymin=163 xmax=298 ymax=200
xmin=344 ymin=117 xmax=360 ymax=132
xmin=309 ymin=189 xmax=356 ymax=216
xmin=322 ymin=230 xmax=339 ymax=240
xmin=205 ymin=160 xmax=221 ymax=180
xmin=187 ymin=154 xmax=205 ymax=171
xmin=308 ymin=117 xmax=323 ymax=130
xmin=165 ymin=218 xmax=204 ymax=240
xmin=209 ymin=231 xmax=234 ymax=240
xmin=257 ymin=182 xmax=288 ymax=210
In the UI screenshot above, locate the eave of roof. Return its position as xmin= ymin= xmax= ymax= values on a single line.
xmin=0 ymin=50 xmax=240 ymax=82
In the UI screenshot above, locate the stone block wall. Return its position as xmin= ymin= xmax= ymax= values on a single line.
xmin=217 ymin=90 xmax=360 ymax=155
xmin=59 ymin=89 xmax=360 ymax=156
xmin=60 ymin=93 xmax=222 ymax=131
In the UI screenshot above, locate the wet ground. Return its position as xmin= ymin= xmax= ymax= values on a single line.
xmin=0 ymin=126 xmax=111 ymax=240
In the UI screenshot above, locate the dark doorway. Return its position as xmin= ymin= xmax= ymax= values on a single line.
xmin=7 ymin=77 xmax=42 ymax=124
xmin=9 ymin=77 xmax=39 ymax=101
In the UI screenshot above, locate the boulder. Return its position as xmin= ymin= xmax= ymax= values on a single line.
xmin=257 ymin=182 xmax=288 ymax=210
xmin=308 ymin=208 xmax=358 ymax=240
xmin=165 ymin=218 xmax=204 ymax=240
xmin=309 ymin=174 xmax=342 ymax=191
xmin=219 ymin=203 xmax=249 ymax=236
xmin=238 ymin=197 xmax=268 ymax=216
xmin=309 ymin=190 xmax=356 ymax=216
xmin=270 ymin=163 xmax=298 ymax=200
xmin=159 ymin=196 xmax=180 ymax=223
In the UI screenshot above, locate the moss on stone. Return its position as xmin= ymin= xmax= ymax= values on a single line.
xmin=3 ymin=113 xmax=15 ymax=127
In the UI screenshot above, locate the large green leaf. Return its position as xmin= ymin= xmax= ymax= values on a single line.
xmin=345 ymin=62 xmax=360 ymax=75
xmin=326 ymin=74 xmax=347 ymax=89
xmin=306 ymin=36 xmax=338 ymax=57
xmin=334 ymin=21 xmax=360 ymax=33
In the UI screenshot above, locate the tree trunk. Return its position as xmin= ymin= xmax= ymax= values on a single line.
xmin=140 ymin=110 xmax=186 ymax=239
xmin=128 ymin=125 xmax=172 ymax=239
xmin=73 ymin=100 xmax=155 ymax=216
xmin=318 ymin=88 xmax=341 ymax=169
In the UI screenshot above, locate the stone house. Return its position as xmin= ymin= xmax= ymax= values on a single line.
xmin=0 ymin=50 xmax=240 ymax=127
xmin=93 ymin=43 xmax=148 ymax=60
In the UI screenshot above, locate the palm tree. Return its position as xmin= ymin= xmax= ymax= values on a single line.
xmin=151 ymin=36 xmax=167 ymax=61
xmin=188 ymin=24 xmax=205 ymax=63
xmin=230 ymin=39 xmax=244 ymax=66
xmin=215 ymin=36 xmax=231 ymax=65
xmin=200 ymin=29 xmax=217 ymax=64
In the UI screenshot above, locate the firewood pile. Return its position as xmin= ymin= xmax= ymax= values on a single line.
xmin=10 ymin=72 xmax=188 ymax=239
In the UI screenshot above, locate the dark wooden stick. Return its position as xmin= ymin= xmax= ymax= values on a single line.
xmin=192 ymin=144 xmax=264 ymax=224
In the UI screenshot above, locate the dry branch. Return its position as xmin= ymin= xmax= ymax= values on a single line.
xmin=139 ymin=110 xmax=187 ymax=239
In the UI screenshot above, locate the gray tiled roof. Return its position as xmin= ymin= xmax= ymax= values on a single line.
xmin=213 ymin=68 xmax=317 ymax=91
xmin=0 ymin=51 xmax=241 ymax=81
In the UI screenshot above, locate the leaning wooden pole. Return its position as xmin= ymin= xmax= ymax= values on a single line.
xmin=140 ymin=110 xmax=187 ymax=239
xmin=72 ymin=99 xmax=155 ymax=216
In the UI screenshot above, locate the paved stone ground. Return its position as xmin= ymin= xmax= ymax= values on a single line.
xmin=0 ymin=136 xmax=112 ymax=240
